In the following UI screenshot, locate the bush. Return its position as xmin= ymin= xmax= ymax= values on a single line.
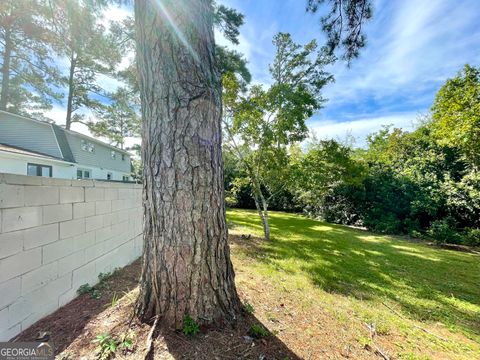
xmin=248 ymin=324 xmax=269 ymax=338
xmin=464 ymin=228 xmax=480 ymax=246
xmin=428 ymin=217 xmax=462 ymax=244
xmin=182 ymin=315 xmax=200 ymax=336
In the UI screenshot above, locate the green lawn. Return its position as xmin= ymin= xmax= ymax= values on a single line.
xmin=227 ymin=209 xmax=480 ymax=359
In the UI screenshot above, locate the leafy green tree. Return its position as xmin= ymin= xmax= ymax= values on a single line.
xmin=0 ymin=0 xmax=62 ymax=117
xmin=50 ymin=0 xmax=121 ymax=129
xmin=431 ymin=65 xmax=480 ymax=167
xmin=223 ymin=33 xmax=334 ymax=239
xmin=89 ymin=87 xmax=140 ymax=149
xmin=291 ymin=139 xmax=366 ymax=221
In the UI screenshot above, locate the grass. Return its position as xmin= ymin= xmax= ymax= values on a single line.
xmin=227 ymin=209 xmax=480 ymax=359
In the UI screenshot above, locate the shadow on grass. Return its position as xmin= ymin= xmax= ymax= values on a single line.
xmin=228 ymin=209 xmax=480 ymax=339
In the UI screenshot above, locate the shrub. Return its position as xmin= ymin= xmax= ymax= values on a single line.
xmin=182 ymin=315 xmax=200 ymax=336
xmin=248 ymin=324 xmax=269 ymax=338
xmin=77 ymin=283 xmax=101 ymax=299
xmin=244 ymin=302 xmax=255 ymax=314
xmin=464 ymin=228 xmax=480 ymax=246
xmin=428 ymin=217 xmax=461 ymax=244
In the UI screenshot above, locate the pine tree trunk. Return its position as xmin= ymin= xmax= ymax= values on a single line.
xmin=0 ymin=28 xmax=12 ymax=111
xmin=65 ymin=55 xmax=76 ymax=130
xmin=134 ymin=0 xmax=240 ymax=328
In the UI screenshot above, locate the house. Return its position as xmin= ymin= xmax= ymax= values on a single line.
xmin=0 ymin=110 xmax=133 ymax=181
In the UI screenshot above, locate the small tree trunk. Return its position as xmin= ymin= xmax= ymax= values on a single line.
xmin=0 ymin=28 xmax=12 ymax=111
xmin=134 ymin=0 xmax=240 ymax=328
xmin=251 ymin=180 xmax=271 ymax=241
xmin=65 ymin=55 xmax=76 ymax=130
xmin=260 ymin=193 xmax=271 ymax=240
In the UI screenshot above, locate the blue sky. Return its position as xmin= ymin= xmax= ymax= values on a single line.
xmin=215 ymin=0 xmax=480 ymax=146
xmin=47 ymin=0 xmax=480 ymax=148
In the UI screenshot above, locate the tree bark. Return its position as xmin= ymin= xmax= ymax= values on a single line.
xmin=134 ymin=0 xmax=240 ymax=328
xmin=65 ymin=54 xmax=76 ymax=130
xmin=251 ymin=180 xmax=271 ymax=241
xmin=0 ymin=27 xmax=12 ymax=111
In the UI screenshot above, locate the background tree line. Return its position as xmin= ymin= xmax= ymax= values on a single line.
xmin=225 ymin=64 xmax=480 ymax=246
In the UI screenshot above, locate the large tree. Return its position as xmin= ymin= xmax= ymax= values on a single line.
xmin=0 ymin=0 xmax=61 ymax=117
xmin=50 ymin=0 xmax=121 ymax=129
xmin=89 ymin=87 xmax=140 ymax=149
xmin=134 ymin=0 xmax=240 ymax=327
xmin=431 ymin=64 xmax=480 ymax=168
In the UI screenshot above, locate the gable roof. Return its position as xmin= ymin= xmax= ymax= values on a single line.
xmin=0 ymin=111 xmax=131 ymax=166
xmin=0 ymin=143 xmax=72 ymax=163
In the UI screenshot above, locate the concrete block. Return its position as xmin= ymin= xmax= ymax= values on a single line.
xmin=58 ymin=287 xmax=77 ymax=308
xmin=0 ymin=277 xmax=21 ymax=309
xmin=0 ymin=230 xmax=23 ymax=259
xmin=42 ymin=237 xmax=74 ymax=264
xmin=71 ymin=179 xmax=94 ymax=187
xmin=58 ymin=288 xmax=78 ymax=308
xmin=23 ymin=223 xmax=59 ymax=250
xmin=2 ymin=206 xmax=42 ymax=232
xmin=95 ymin=200 xmax=111 ymax=215
xmin=111 ymin=199 xmax=127 ymax=212
xmin=104 ymin=188 xmax=118 ymax=200
xmin=58 ymin=250 xmax=85 ymax=276
xmin=0 ymin=184 xmax=24 ymax=209
xmin=21 ymin=262 xmax=58 ymax=295
xmin=73 ymin=202 xmax=95 ymax=219
xmin=118 ymin=188 xmax=133 ymax=199
xmin=59 ymin=218 xmax=85 ymax=239
xmin=85 ymin=215 xmax=104 ymax=232
xmin=85 ymin=187 xmax=104 ymax=202
xmin=41 ymin=177 xmax=71 ymax=186
xmin=72 ymin=231 xmax=95 ymax=252
xmin=3 ymin=174 xmax=42 ymax=186
xmin=95 ymin=226 xmax=113 ymax=243
xmin=0 ymin=323 xmax=20 ymax=342
xmin=42 ymin=204 xmax=72 ymax=224
xmin=60 ymin=186 xmax=84 ymax=203
xmin=72 ymin=261 xmax=97 ymax=290
xmin=24 ymin=186 xmax=59 ymax=206
xmin=85 ymin=242 xmax=105 ymax=263
xmin=0 ymin=248 xmax=42 ymax=283
xmin=0 ymin=307 xmax=8 ymax=333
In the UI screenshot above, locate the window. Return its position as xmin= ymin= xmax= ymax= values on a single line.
xmin=122 ymin=175 xmax=130 ymax=182
xmin=81 ymin=139 xmax=95 ymax=153
xmin=121 ymin=154 xmax=126 ymax=161
xmin=27 ymin=163 xmax=52 ymax=177
xmin=111 ymin=151 xmax=116 ymax=159
xmin=107 ymin=173 xmax=112 ymax=180
xmin=77 ymin=169 xmax=91 ymax=179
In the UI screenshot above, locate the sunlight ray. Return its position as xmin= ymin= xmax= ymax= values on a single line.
xmin=153 ymin=0 xmax=200 ymax=63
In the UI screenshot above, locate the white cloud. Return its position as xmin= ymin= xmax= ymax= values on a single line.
xmin=324 ymin=0 xmax=480 ymax=105
xmin=308 ymin=111 xmax=425 ymax=147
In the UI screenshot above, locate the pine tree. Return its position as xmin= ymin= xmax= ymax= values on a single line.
xmin=0 ymin=0 xmax=61 ymax=117
xmin=50 ymin=0 xmax=121 ymax=129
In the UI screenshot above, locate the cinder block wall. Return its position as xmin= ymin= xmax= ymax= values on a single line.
xmin=0 ymin=173 xmax=143 ymax=341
